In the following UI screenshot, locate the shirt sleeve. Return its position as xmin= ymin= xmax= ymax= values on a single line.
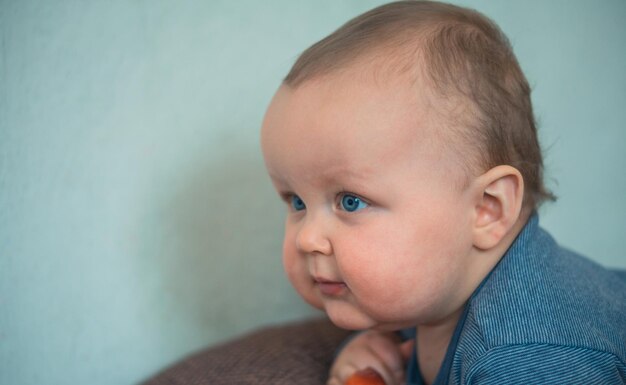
xmin=465 ymin=343 xmax=626 ymax=385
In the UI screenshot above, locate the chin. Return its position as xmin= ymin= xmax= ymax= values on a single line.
xmin=333 ymin=309 xmax=419 ymax=331
xmin=324 ymin=307 xmax=377 ymax=331
xmin=327 ymin=317 xmax=369 ymax=331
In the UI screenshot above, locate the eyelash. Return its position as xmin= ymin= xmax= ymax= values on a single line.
xmin=340 ymin=192 xmax=371 ymax=213
xmin=280 ymin=191 xmax=371 ymax=212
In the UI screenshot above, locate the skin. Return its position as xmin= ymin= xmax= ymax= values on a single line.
xmin=261 ymin=65 xmax=527 ymax=385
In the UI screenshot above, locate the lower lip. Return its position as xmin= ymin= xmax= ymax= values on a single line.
xmin=316 ymin=282 xmax=347 ymax=296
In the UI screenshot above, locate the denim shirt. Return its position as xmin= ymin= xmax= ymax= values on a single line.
xmin=406 ymin=214 xmax=626 ymax=385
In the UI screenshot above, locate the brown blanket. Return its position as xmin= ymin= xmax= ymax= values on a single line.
xmin=142 ymin=318 xmax=351 ymax=385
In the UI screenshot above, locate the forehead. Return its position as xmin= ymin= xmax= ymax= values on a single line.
xmin=260 ymin=69 xmax=460 ymax=188
xmin=265 ymin=74 xmax=419 ymax=150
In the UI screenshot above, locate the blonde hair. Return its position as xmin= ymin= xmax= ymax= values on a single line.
xmin=284 ymin=0 xmax=555 ymax=209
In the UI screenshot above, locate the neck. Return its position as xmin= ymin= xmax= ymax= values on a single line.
xmin=464 ymin=208 xmax=531 ymax=300
xmin=416 ymin=306 xmax=463 ymax=385
xmin=415 ymin=209 xmax=532 ymax=384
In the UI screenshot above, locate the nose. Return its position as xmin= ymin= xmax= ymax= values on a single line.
xmin=295 ymin=213 xmax=333 ymax=256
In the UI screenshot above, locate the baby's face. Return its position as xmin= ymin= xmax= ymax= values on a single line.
xmin=261 ymin=71 xmax=479 ymax=330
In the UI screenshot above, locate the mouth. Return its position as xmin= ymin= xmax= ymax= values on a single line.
xmin=313 ymin=277 xmax=347 ymax=296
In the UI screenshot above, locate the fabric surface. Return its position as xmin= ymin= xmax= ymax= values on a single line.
xmin=142 ymin=317 xmax=351 ymax=385
xmin=407 ymin=214 xmax=626 ymax=385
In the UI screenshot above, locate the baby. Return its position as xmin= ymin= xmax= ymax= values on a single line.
xmin=260 ymin=1 xmax=626 ymax=384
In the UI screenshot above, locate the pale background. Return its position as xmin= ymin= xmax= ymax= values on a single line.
xmin=1 ymin=1 xmax=624 ymax=384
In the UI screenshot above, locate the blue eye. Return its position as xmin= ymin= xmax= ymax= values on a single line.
xmin=340 ymin=194 xmax=368 ymax=212
xmin=290 ymin=195 xmax=306 ymax=211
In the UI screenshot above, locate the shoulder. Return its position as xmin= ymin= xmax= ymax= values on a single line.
xmin=464 ymin=343 xmax=626 ymax=384
xmin=452 ymin=215 xmax=626 ymax=382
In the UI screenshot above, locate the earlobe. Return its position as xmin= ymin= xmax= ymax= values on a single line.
xmin=473 ymin=166 xmax=524 ymax=250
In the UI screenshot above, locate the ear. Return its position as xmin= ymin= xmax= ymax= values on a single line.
xmin=472 ymin=165 xmax=524 ymax=250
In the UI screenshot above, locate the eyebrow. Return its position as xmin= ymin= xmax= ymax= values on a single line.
xmin=268 ymin=172 xmax=290 ymax=185
xmin=268 ymin=166 xmax=375 ymax=190
xmin=319 ymin=164 xmax=375 ymax=182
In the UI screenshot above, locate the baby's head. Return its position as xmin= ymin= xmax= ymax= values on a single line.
xmin=261 ymin=1 xmax=553 ymax=331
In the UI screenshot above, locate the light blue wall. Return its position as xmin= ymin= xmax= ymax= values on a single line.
xmin=1 ymin=1 xmax=624 ymax=384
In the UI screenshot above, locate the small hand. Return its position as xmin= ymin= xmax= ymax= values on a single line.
xmin=326 ymin=330 xmax=415 ymax=385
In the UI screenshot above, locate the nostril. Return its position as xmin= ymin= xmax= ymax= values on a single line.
xmin=295 ymin=221 xmax=332 ymax=256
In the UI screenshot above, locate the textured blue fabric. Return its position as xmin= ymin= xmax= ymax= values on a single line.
xmin=407 ymin=214 xmax=626 ymax=384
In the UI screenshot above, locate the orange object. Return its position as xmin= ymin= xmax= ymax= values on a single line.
xmin=345 ymin=367 xmax=387 ymax=385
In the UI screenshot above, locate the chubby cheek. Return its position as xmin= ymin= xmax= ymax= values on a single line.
xmin=337 ymin=231 xmax=411 ymax=303
xmin=281 ymin=232 xmax=323 ymax=310
xmin=337 ymin=214 xmax=467 ymax=321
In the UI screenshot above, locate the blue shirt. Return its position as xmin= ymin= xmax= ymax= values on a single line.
xmin=406 ymin=214 xmax=626 ymax=384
